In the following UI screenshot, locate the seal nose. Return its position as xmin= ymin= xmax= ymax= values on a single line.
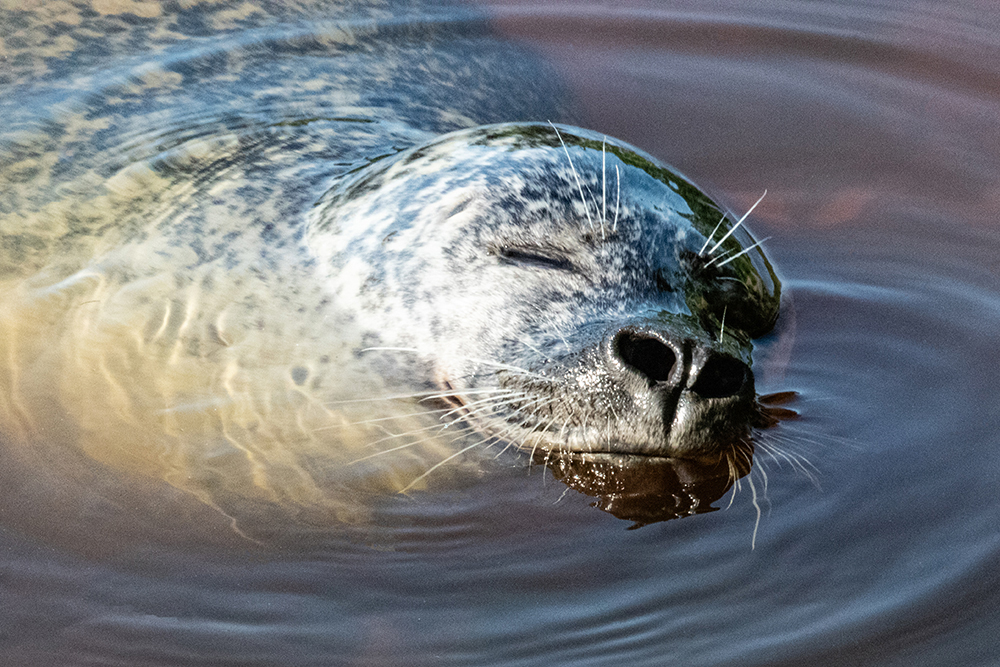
xmin=613 ymin=329 xmax=750 ymax=398
xmin=613 ymin=330 xmax=680 ymax=385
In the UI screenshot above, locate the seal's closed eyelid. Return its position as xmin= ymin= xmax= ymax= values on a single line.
xmin=493 ymin=245 xmax=574 ymax=271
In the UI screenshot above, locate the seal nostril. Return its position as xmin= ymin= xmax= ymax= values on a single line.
xmin=614 ymin=331 xmax=677 ymax=384
xmin=691 ymin=356 xmax=749 ymax=398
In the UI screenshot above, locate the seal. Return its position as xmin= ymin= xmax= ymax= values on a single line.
xmin=0 ymin=1 xmax=782 ymax=528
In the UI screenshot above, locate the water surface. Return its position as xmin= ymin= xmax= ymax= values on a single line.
xmin=3 ymin=0 xmax=1000 ymax=665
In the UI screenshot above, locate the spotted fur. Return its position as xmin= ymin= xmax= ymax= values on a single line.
xmin=0 ymin=2 xmax=780 ymax=525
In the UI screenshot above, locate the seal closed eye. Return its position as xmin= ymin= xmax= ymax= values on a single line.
xmin=493 ymin=245 xmax=575 ymax=271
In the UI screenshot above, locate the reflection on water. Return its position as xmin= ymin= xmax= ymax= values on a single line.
xmin=3 ymin=0 xmax=1000 ymax=665
xmin=541 ymin=452 xmax=744 ymax=526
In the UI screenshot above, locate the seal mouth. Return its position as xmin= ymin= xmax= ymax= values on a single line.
xmin=429 ymin=377 xmax=468 ymax=413
xmin=439 ymin=377 xmax=799 ymax=459
xmin=547 ymin=449 xmax=729 ymax=466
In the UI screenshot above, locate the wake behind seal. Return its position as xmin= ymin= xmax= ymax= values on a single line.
xmin=0 ymin=1 xmax=784 ymax=530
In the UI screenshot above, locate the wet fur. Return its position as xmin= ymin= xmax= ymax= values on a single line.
xmin=0 ymin=1 xmax=795 ymax=529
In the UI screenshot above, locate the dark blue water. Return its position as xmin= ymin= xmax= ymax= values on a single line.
xmin=3 ymin=0 xmax=1000 ymax=665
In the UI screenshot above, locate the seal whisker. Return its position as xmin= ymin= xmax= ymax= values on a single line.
xmin=708 ymin=190 xmax=767 ymax=255
xmin=482 ymin=368 xmax=557 ymax=384
xmin=526 ymin=415 xmax=562 ymax=466
xmin=754 ymin=457 xmax=771 ymax=497
xmin=761 ymin=445 xmax=817 ymax=484
xmin=708 ymin=248 xmax=735 ymax=265
xmin=473 ymin=398 xmax=551 ymax=448
xmin=548 ymin=121 xmax=595 ymax=233
xmin=361 ymin=409 xmax=516 ymax=466
xmin=725 ymin=465 xmax=766 ymax=550
xmin=485 ymin=409 xmax=551 ymax=459
xmin=726 ymin=441 xmax=752 ymax=487
xmin=345 ymin=426 xmax=456 ymax=465
xmin=315 ymin=390 xmax=520 ymax=431
xmin=613 ymin=164 xmax=621 ymax=233
xmin=433 ymin=393 xmax=559 ymax=454
xmin=502 ymin=335 xmax=545 ymax=359
xmin=698 ymin=214 xmax=728 ymax=257
xmin=709 ymin=236 xmax=772 ymax=268
xmin=420 ymin=388 xmax=517 ymax=401
xmin=537 ymin=313 xmax=572 ymax=355
xmin=748 ymin=474 xmax=762 ymax=550
xmin=529 ymin=416 xmax=566 ymax=465
xmin=754 ymin=434 xmax=820 ymax=484
xmin=311 ymin=409 xmax=450 ymax=431
xmin=755 ymin=435 xmax=805 ymax=466
xmin=399 ymin=435 xmax=499 ymax=493
xmin=508 ymin=407 xmax=562 ymax=459
xmin=359 ymin=395 xmax=532 ymax=449
xmin=322 ymin=387 xmax=514 ymax=407
xmin=723 ymin=441 xmax=753 ymax=503
xmin=439 ymin=394 xmax=545 ymax=435
xmin=475 ymin=371 xmax=557 ymax=388
xmin=601 ymin=136 xmax=607 ymax=237
xmin=471 ymin=394 xmax=563 ymax=456
xmin=485 ymin=394 xmax=562 ymax=431
xmin=437 ymin=391 xmax=527 ymax=422
xmin=751 ymin=442 xmax=784 ymax=471
xmin=362 ymin=346 xmax=555 ymax=382
xmin=363 ymin=420 xmax=459 ymax=449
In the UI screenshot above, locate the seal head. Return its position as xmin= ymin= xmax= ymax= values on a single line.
xmin=312 ymin=122 xmax=781 ymax=467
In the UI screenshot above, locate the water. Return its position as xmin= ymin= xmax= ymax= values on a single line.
xmin=2 ymin=0 xmax=1000 ymax=665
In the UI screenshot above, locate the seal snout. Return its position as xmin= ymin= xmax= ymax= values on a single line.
xmin=606 ymin=326 xmax=755 ymax=458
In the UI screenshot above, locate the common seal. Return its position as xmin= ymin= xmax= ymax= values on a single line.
xmin=0 ymin=1 xmax=782 ymax=528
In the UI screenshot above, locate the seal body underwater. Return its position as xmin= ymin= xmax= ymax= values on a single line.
xmin=0 ymin=1 xmax=780 ymax=528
